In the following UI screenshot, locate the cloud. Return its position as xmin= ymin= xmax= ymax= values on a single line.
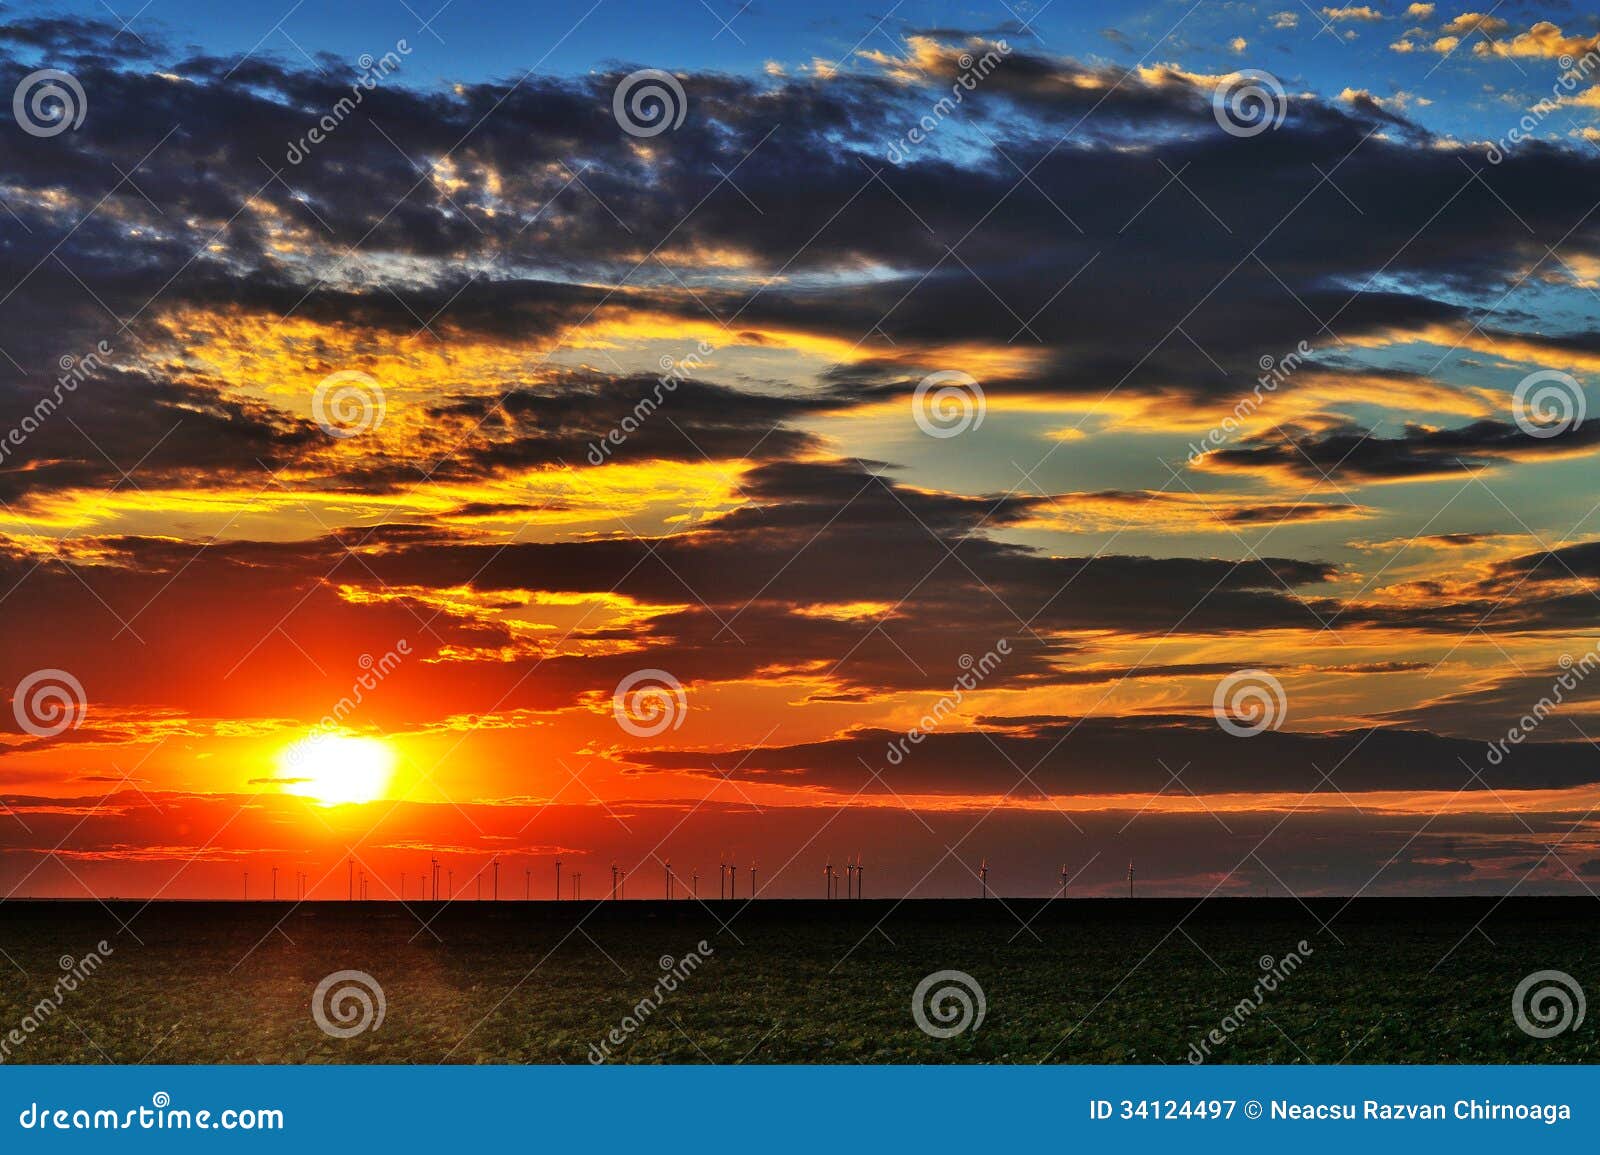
xmin=1377 ymin=663 xmax=1600 ymax=738
xmin=1322 ymin=5 xmax=1387 ymax=20
xmin=1474 ymin=20 xmax=1600 ymax=62
xmin=3 ymin=16 xmax=1600 ymax=898
xmin=0 ymin=454 xmax=1355 ymax=731
xmin=1338 ymin=87 xmax=1432 ymax=117
xmin=1440 ymin=12 xmax=1512 ymax=38
xmin=1194 ymin=419 xmax=1600 ymax=484
xmin=628 ymin=714 xmax=1600 ymax=795
xmin=4 ymin=22 xmax=1598 ymax=453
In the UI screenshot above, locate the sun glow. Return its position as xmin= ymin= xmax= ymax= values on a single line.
xmin=277 ymin=735 xmax=396 ymax=806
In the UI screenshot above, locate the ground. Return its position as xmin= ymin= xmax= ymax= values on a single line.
xmin=0 ymin=897 xmax=1592 ymax=1064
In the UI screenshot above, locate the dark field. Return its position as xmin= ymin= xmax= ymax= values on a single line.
xmin=0 ymin=897 xmax=1594 ymax=1064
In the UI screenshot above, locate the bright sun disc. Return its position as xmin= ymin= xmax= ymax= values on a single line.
xmin=278 ymin=735 xmax=395 ymax=806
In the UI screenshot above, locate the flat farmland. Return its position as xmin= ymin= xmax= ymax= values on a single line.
xmin=0 ymin=898 xmax=1592 ymax=1064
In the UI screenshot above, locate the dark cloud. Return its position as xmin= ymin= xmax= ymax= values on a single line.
xmin=628 ymin=714 xmax=1600 ymax=795
xmin=0 ymin=363 xmax=316 ymax=503
xmin=1491 ymin=540 xmax=1600 ymax=582
xmin=1378 ymin=661 xmax=1600 ymax=739
xmin=2 ymin=25 xmax=1598 ymax=426
xmin=0 ymin=454 xmax=1352 ymax=726
xmin=1199 ymin=419 xmax=1600 ymax=483
xmin=426 ymin=372 xmax=837 ymax=473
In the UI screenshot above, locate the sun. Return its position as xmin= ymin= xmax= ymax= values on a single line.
xmin=278 ymin=735 xmax=396 ymax=806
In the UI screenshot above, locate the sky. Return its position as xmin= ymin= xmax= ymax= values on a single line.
xmin=2 ymin=0 xmax=1600 ymax=903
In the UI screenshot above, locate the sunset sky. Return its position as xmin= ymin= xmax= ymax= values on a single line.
xmin=3 ymin=0 xmax=1600 ymax=902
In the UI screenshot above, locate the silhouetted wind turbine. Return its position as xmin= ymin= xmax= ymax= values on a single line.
xmin=729 ymin=858 xmax=737 ymax=900
xmin=665 ymin=859 xmax=672 ymax=900
xmin=555 ymin=858 xmax=562 ymax=900
xmin=243 ymin=871 xmax=248 ymax=900
xmin=692 ymin=867 xmax=699 ymax=898
xmin=979 ymin=858 xmax=989 ymax=899
xmin=856 ymin=854 xmax=864 ymax=899
xmin=1127 ymin=860 xmax=1135 ymax=899
xmin=749 ymin=858 xmax=758 ymax=898
xmin=824 ymin=856 xmax=835 ymax=899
